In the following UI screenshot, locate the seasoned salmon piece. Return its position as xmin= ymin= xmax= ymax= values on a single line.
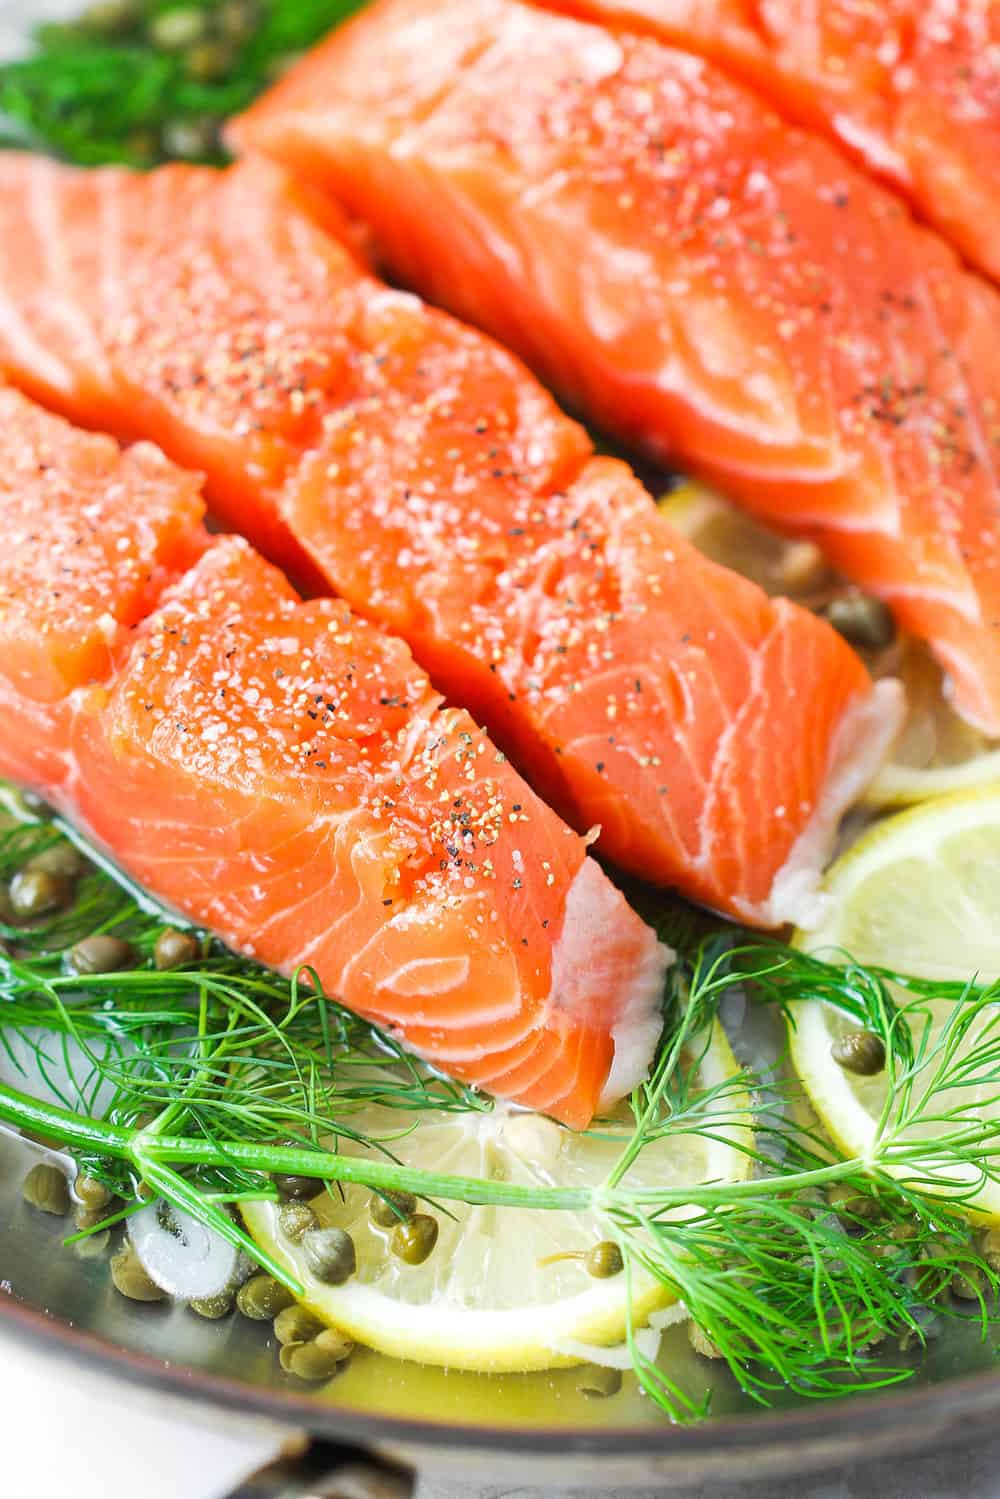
xmin=0 ymin=385 xmax=205 ymax=788
xmin=231 ymin=0 xmax=1000 ymax=735
xmin=0 ymin=153 xmax=900 ymax=925
xmin=0 ymin=392 xmax=668 ymax=1127
xmin=535 ymin=0 xmax=1000 ymax=285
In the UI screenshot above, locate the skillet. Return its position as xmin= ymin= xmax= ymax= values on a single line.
xmin=3 ymin=8 xmax=1000 ymax=1495
xmin=5 ymin=1122 xmax=1000 ymax=1497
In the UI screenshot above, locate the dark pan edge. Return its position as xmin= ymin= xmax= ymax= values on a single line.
xmin=6 ymin=1292 xmax=1000 ymax=1480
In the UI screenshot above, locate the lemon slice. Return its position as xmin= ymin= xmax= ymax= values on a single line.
xmin=660 ymin=483 xmax=1000 ymax=806
xmin=242 ymin=1023 xmax=751 ymax=1373
xmin=790 ymin=789 xmax=1000 ymax=1222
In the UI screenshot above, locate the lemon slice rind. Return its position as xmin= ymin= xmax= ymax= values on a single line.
xmin=242 ymin=1023 xmax=751 ymax=1373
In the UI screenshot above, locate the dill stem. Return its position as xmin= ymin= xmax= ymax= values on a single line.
xmin=0 ymin=1080 xmax=590 ymax=1211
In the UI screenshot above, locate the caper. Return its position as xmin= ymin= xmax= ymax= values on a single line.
xmin=149 ymin=7 xmax=208 ymax=50
xmin=278 ymin=1199 xmax=319 ymax=1244
xmin=369 ymin=1189 xmax=417 ymax=1228
xmin=22 ymin=1162 xmax=70 ymax=1216
xmin=73 ymin=1229 xmax=110 ymax=1261
xmin=391 ymin=1214 xmax=438 ymax=1267
xmin=9 ymin=868 xmax=72 ymax=920
xmin=154 ymin=927 xmax=202 ymax=970
xmin=950 ymin=1265 xmax=988 ymax=1301
xmin=282 ymin=1330 xmax=352 ymax=1381
xmin=822 ymin=594 xmax=896 ymax=652
xmin=979 ymin=1228 xmax=1000 ymax=1273
xmin=274 ymin=1173 xmax=319 ymax=1201
xmin=303 ymin=1227 xmax=357 ymax=1284
xmin=126 ymin=128 xmax=161 ymax=166
xmin=236 ymin=1274 xmax=295 ymax=1321
xmin=688 ymin=1322 xmax=724 ymax=1360
xmin=273 ymin=1304 xmax=325 ymax=1346
xmin=8 ymin=789 xmax=52 ymax=821
xmin=26 ymin=842 xmax=85 ymax=881
xmin=82 ymin=0 xmax=142 ymax=33
xmin=75 ymin=1173 xmax=113 ymax=1212
xmin=584 ymin=1240 xmax=624 ymax=1279
xmin=831 ymin=1029 xmax=886 ymax=1077
xmin=190 ymin=1292 xmax=235 ymax=1320
xmin=68 ymin=934 xmax=135 ymax=976
xmin=577 ymin=1365 xmax=623 ymax=1397
xmin=73 ymin=1203 xmax=111 ymax=1232
xmin=160 ymin=117 xmax=220 ymax=161
xmin=110 ymin=1247 xmax=167 ymax=1302
xmin=826 ymin=1183 xmax=879 ymax=1222
xmin=184 ymin=41 xmax=234 ymax=82
xmin=217 ymin=0 xmax=260 ymax=43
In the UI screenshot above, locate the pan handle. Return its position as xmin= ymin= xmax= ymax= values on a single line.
xmin=221 ymin=1440 xmax=415 ymax=1499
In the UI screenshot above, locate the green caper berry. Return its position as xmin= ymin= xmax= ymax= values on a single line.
xmin=979 ymin=1228 xmax=1000 ymax=1272
xmin=576 ymin=1364 xmax=622 ymax=1397
xmin=110 ymin=1248 xmax=167 ymax=1302
xmin=236 ymin=1274 xmax=295 ymax=1321
xmin=302 ymin=1227 xmax=357 ymax=1285
xmin=822 ymin=594 xmax=896 ymax=652
xmin=831 ymin=1029 xmax=886 ymax=1077
xmin=68 ymin=934 xmax=135 ymax=976
xmin=73 ymin=1203 xmax=111 ymax=1232
xmin=283 ymin=1331 xmax=352 ymax=1381
xmin=82 ymin=0 xmax=142 ymax=34
xmin=26 ymin=842 xmax=86 ymax=881
xmin=950 ymin=1265 xmax=987 ymax=1301
xmin=216 ymin=0 xmax=260 ymax=43
xmin=75 ymin=1173 xmax=113 ymax=1212
xmin=9 ymin=868 xmax=72 ymax=920
xmin=154 ymin=927 xmax=201 ymax=970
xmin=826 ymin=1183 xmax=880 ymax=1221
xmin=584 ymin=1240 xmax=624 ymax=1279
xmin=126 ymin=129 xmax=161 ymax=166
xmin=273 ymin=1304 xmax=325 ymax=1346
xmin=889 ymin=1220 xmax=920 ymax=1242
xmin=369 ymin=1190 xmax=417 ymax=1228
xmin=161 ymin=117 xmax=220 ymax=161
xmin=73 ymin=1229 xmax=110 ymax=1261
xmin=277 ymin=1199 xmax=319 ymax=1244
xmin=190 ymin=1292 xmax=235 ymax=1320
xmin=688 ymin=1322 xmax=724 ymax=1360
xmin=22 ymin=1163 xmax=70 ymax=1216
xmin=390 ymin=1214 xmax=438 ymax=1267
xmin=184 ymin=41 xmax=234 ymax=82
xmin=274 ymin=1174 xmax=318 ymax=1201
xmin=149 ymin=7 xmax=208 ymax=50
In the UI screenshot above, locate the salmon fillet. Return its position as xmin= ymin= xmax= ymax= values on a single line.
xmin=535 ymin=0 xmax=1000 ymax=285
xmin=231 ymin=0 xmax=1000 ymax=736
xmin=0 ymin=385 xmax=669 ymax=1127
xmin=0 ymin=153 xmax=900 ymax=926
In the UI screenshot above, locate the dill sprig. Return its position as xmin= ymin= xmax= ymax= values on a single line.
xmin=0 ymin=1 xmax=366 ymax=168
xmin=2 ymin=806 xmax=1000 ymax=1420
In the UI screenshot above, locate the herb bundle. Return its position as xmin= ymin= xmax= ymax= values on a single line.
xmin=0 ymin=1 xmax=366 ymax=167
xmin=2 ymin=800 xmax=1000 ymax=1420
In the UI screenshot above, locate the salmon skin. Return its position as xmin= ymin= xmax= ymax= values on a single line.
xmin=232 ymin=0 xmax=1000 ymax=738
xmin=0 ymin=385 xmax=670 ymax=1127
xmin=534 ymin=0 xmax=1000 ymax=286
xmin=0 ymin=154 xmax=900 ymax=927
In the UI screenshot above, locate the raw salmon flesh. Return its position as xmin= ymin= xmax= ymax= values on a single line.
xmin=0 ymin=153 xmax=901 ymax=928
xmin=537 ymin=0 xmax=1000 ymax=286
xmin=0 ymin=384 xmax=671 ymax=1127
xmin=231 ymin=0 xmax=1000 ymax=736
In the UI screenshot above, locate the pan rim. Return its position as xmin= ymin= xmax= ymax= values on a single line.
xmin=5 ymin=1292 xmax=1000 ymax=1460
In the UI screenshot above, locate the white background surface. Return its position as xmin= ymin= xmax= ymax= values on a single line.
xmin=1 ymin=2 xmax=999 ymax=1495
